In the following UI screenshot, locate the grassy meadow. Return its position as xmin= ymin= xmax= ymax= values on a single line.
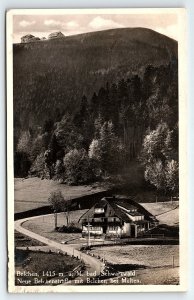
xmin=22 ymin=210 xmax=87 ymax=244
xmin=14 ymin=177 xmax=107 ymax=213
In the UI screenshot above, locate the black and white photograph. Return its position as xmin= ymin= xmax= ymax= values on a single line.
xmin=6 ymin=8 xmax=187 ymax=292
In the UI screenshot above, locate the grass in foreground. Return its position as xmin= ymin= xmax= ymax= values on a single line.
xmin=15 ymin=249 xmax=83 ymax=286
xmin=15 ymin=231 xmax=46 ymax=247
xmin=90 ymin=244 xmax=179 ymax=268
xmin=89 ymin=244 xmax=179 ymax=285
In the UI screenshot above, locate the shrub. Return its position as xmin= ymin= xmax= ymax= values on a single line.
xmin=57 ymin=225 xmax=82 ymax=233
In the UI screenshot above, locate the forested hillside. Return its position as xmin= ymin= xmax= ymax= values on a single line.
xmin=14 ymin=28 xmax=178 ymax=195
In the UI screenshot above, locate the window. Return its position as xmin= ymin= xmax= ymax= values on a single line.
xmin=109 ymin=226 xmax=118 ymax=231
xmin=91 ymin=226 xmax=101 ymax=231
xmin=94 ymin=208 xmax=104 ymax=214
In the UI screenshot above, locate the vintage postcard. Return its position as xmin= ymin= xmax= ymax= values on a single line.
xmin=7 ymin=8 xmax=187 ymax=292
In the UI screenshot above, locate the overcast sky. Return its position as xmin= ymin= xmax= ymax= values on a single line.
xmin=13 ymin=13 xmax=178 ymax=43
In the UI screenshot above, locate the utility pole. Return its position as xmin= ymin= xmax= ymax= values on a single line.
xmin=172 ymin=255 xmax=175 ymax=268
xmin=87 ymin=215 xmax=91 ymax=248
xmin=54 ymin=210 xmax=57 ymax=229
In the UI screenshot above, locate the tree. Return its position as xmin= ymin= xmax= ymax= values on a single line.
xmin=94 ymin=114 xmax=103 ymax=139
xmin=140 ymin=123 xmax=179 ymax=195
xmin=54 ymin=114 xmax=84 ymax=150
xmin=14 ymin=151 xmax=31 ymax=177
xmin=140 ymin=123 xmax=170 ymax=164
xmin=44 ymin=133 xmax=62 ymax=178
xmin=74 ymin=95 xmax=89 ymax=128
xmin=165 ymin=160 xmax=179 ymax=195
xmin=63 ymin=149 xmax=95 ymax=185
xmin=29 ymin=152 xmax=46 ymax=178
xmin=48 ymin=190 xmax=71 ymax=227
xmin=17 ymin=131 xmax=32 ymax=154
xmin=48 ymin=133 xmax=61 ymax=162
xmin=16 ymin=131 xmax=32 ymax=176
xmin=54 ymin=159 xmax=64 ymax=181
xmin=30 ymin=135 xmax=46 ymax=161
xmin=42 ymin=118 xmax=54 ymax=134
xmin=74 ymin=95 xmax=94 ymax=148
xmin=89 ymin=121 xmax=120 ymax=176
xmin=88 ymin=139 xmax=101 ymax=161
xmin=145 ymin=159 xmax=166 ymax=192
xmin=48 ymin=190 xmax=63 ymax=229
xmin=88 ymin=139 xmax=102 ymax=177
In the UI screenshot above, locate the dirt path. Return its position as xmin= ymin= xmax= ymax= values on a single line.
xmin=15 ymin=215 xmax=102 ymax=283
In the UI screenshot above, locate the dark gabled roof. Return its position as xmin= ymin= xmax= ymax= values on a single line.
xmin=78 ymin=197 xmax=130 ymax=223
xmin=115 ymin=200 xmax=138 ymax=211
xmin=78 ymin=196 xmax=158 ymax=224
xmin=126 ymin=211 xmax=143 ymax=217
xmin=135 ymin=220 xmax=149 ymax=225
xmin=95 ymin=199 xmax=107 ymax=208
xmin=107 ymin=200 xmax=131 ymax=223
xmin=113 ymin=197 xmax=156 ymax=221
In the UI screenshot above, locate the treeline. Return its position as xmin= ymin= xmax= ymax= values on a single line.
xmin=14 ymin=58 xmax=178 ymax=195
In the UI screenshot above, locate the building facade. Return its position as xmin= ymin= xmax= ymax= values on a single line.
xmin=79 ymin=197 xmax=158 ymax=239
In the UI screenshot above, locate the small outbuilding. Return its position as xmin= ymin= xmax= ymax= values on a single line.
xmin=79 ymin=197 xmax=158 ymax=239
xmin=48 ymin=31 xmax=65 ymax=39
xmin=21 ymin=34 xmax=40 ymax=43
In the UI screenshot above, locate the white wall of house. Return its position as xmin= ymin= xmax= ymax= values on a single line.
xmin=82 ymin=225 xmax=103 ymax=235
xmin=94 ymin=208 xmax=104 ymax=214
xmin=126 ymin=213 xmax=144 ymax=222
xmin=121 ymin=222 xmax=131 ymax=236
xmin=107 ymin=226 xmax=122 ymax=236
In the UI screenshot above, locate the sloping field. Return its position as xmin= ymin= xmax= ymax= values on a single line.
xmin=141 ymin=202 xmax=179 ymax=226
xmin=14 ymin=177 xmax=108 ymax=213
xmin=156 ymin=209 xmax=179 ymax=226
xmin=141 ymin=201 xmax=178 ymax=215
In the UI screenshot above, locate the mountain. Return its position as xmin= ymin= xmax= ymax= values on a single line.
xmin=13 ymin=27 xmax=177 ymax=132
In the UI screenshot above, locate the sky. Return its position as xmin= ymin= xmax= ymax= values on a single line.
xmin=13 ymin=13 xmax=178 ymax=43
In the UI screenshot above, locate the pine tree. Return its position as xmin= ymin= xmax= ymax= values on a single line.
xmin=89 ymin=121 xmax=119 ymax=175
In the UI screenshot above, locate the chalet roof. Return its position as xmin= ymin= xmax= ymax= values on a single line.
xmin=115 ymin=201 xmax=138 ymax=211
xmin=135 ymin=220 xmax=149 ymax=225
xmin=114 ymin=197 xmax=157 ymax=220
xmin=126 ymin=211 xmax=144 ymax=217
xmin=107 ymin=200 xmax=131 ymax=223
xmin=95 ymin=199 xmax=107 ymax=208
xmin=79 ymin=196 xmax=157 ymax=224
